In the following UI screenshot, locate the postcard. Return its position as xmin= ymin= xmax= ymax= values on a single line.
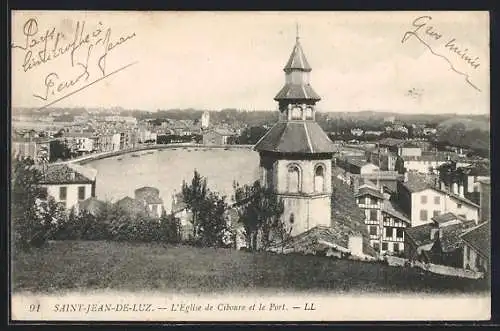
xmin=10 ymin=10 xmax=490 ymax=322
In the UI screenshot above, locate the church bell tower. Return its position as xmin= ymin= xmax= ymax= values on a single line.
xmin=254 ymin=27 xmax=336 ymax=236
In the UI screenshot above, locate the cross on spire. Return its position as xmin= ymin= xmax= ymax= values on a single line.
xmin=296 ymin=22 xmax=300 ymax=42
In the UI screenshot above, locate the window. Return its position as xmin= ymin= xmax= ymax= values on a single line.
xmin=434 ymin=196 xmax=440 ymax=204
xmin=369 ymin=226 xmax=377 ymax=236
xmin=433 ymin=210 xmax=440 ymax=218
xmin=466 ymin=245 xmax=470 ymax=260
xmin=287 ymin=165 xmax=301 ymax=193
xmin=40 ymin=187 xmax=48 ymax=199
xmin=314 ymin=164 xmax=325 ymax=192
xmin=78 ymin=186 xmax=86 ymax=200
xmin=382 ymin=242 xmax=388 ymax=251
xmin=291 ymin=107 xmax=302 ymax=120
xmin=59 ymin=186 xmax=67 ymax=200
xmin=305 ymin=107 xmax=313 ymax=119
xmin=420 ymin=209 xmax=428 ymax=221
xmin=371 ymin=197 xmax=378 ymax=205
xmin=420 ymin=195 xmax=428 ymax=204
xmin=393 ymin=243 xmax=400 ymax=253
xmin=396 ymin=228 xmax=404 ymax=238
xmin=373 ymin=242 xmax=380 ymax=252
xmin=370 ymin=209 xmax=377 ymax=221
xmin=457 ymin=203 xmax=462 ymax=209
xmin=385 ymin=227 xmax=393 ymax=238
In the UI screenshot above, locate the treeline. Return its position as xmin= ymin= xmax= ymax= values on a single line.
xmin=436 ymin=123 xmax=490 ymax=156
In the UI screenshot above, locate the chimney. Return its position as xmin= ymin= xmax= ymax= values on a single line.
xmin=70 ymin=171 xmax=76 ymax=181
xmin=452 ymin=182 xmax=458 ymax=195
xmin=348 ymin=234 xmax=364 ymax=258
xmin=440 ymin=181 xmax=445 ymax=191
xmin=458 ymin=183 xmax=464 ymax=197
xmin=430 ymin=228 xmax=439 ymax=240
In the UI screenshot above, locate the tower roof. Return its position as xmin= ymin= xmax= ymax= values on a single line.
xmin=254 ymin=121 xmax=336 ymax=154
xmin=283 ymin=40 xmax=312 ymax=72
xmin=274 ymin=83 xmax=321 ymax=101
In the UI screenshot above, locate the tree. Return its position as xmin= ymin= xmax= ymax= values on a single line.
xmin=182 ymin=170 xmax=208 ymax=240
xmin=197 ymin=192 xmax=228 ymax=247
xmin=233 ymin=180 xmax=285 ymax=251
xmin=160 ymin=210 xmax=182 ymax=244
xmin=11 ymin=157 xmax=52 ymax=248
xmin=49 ymin=140 xmax=71 ymax=162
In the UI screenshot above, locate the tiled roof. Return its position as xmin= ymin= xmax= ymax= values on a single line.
xmin=283 ymin=40 xmax=312 ymax=72
xmin=115 ymin=196 xmax=147 ymax=215
xmin=431 ymin=212 xmax=463 ymax=225
xmin=254 ymin=121 xmax=336 ymax=154
xmin=405 ymin=223 xmax=435 ymax=247
xmin=331 ymin=176 xmax=377 ymax=257
xmin=355 ymin=186 xmax=385 ymax=200
xmin=134 ymin=187 xmax=163 ymax=205
xmin=346 ymin=157 xmax=370 ymax=168
xmin=274 ymin=84 xmax=321 ymax=101
xmin=381 ymin=200 xmax=411 ymax=224
xmin=36 ymin=163 xmax=95 ymax=184
xmin=399 ymin=173 xmax=434 ymax=193
xmin=271 ymin=226 xmax=350 ymax=254
xmin=438 ymin=220 xmax=477 ymax=252
xmin=460 ymin=221 xmax=490 ymax=259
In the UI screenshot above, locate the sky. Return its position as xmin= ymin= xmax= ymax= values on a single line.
xmin=11 ymin=11 xmax=489 ymax=114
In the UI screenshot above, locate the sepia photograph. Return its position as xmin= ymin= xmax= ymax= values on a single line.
xmin=9 ymin=10 xmax=491 ymax=322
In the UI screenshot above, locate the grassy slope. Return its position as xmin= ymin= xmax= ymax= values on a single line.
xmin=12 ymin=241 xmax=489 ymax=294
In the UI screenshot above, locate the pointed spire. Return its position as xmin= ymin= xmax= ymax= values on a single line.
xmin=283 ymin=25 xmax=312 ymax=72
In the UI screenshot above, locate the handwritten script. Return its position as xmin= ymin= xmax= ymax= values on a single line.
xmin=12 ymin=18 xmax=138 ymax=109
xmin=401 ymin=16 xmax=482 ymax=92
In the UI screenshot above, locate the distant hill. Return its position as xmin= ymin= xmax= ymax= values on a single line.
xmin=437 ymin=117 xmax=490 ymax=132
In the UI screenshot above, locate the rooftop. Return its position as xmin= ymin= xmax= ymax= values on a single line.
xmin=331 ymin=176 xmax=377 ymax=257
xmin=381 ymin=200 xmax=411 ymax=224
xmin=399 ymin=172 xmax=435 ymax=193
xmin=460 ymin=221 xmax=490 ymax=260
xmin=36 ymin=163 xmax=96 ymax=185
xmin=254 ymin=121 xmax=336 ymax=154
xmin=431 ymin=212 xmax=465 ymax=225
xmin=355 ymin=186 xmax=385 ymax=200
xmin=274 ymin=84 xmax=321 ymax=101
xmin=437 ymin=220 xmax=477 ymax=253
xmin=283 ymin=39 xmax=312 ymax=72
xmin=405 ymin=223 xmax=436 ymax=247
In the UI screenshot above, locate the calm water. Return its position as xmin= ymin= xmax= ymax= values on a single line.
xmin=86 ymin=148 xmax=260 ymax=206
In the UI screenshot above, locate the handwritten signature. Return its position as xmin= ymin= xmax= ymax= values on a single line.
xmin=401 ymin=16 xmax=481 ymax=92
xmin=12 ymin=18 xmax=138 ymax=109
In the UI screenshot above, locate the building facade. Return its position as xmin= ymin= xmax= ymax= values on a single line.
xmin=38 ymin=163 xmax=97 ymax=210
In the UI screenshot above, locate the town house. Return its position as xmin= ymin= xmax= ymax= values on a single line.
xmin=397 ymin=172 xmax=479 ymax=227
xmin=37 ymin=163 xmax=97 ymax=210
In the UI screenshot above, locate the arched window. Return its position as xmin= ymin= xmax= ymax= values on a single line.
xmin=291 ymin=107 xmax=302 ymax=120
xmin=287 ymin=164 xmax=301 ymax=193
xmin=305 ymin=107 xmax=313 ymax=120
xmin=314 ymin=164 xmax=325 ymax=192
